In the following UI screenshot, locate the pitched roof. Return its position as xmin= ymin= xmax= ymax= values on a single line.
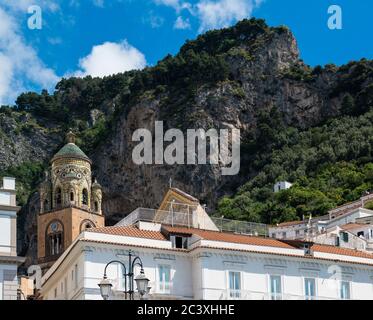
xmin=340 ymin=223 xmax=367 ymax=231
xmin=88 ymin=224 xmax=373 ymax=261
xmin=87 ymin=226 xmax=167 ymax=241
xmin=311 ymin=244 xmax=373 ymax=260
xmin=162 ymin=226 xmax=295 ymax=249
xmin=170 ymin=188 xmax=199 ymax=203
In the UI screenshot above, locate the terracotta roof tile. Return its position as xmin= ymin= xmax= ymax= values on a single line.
xmin=88 ymin=225 xmax=373 ymax=261
xmin=87 ymin=226 xmax=167 ymax=241
xmin=162 ymin=226 xmax=295 ymax=249
xmin=311 ymin=244 xmax=373 ymax=260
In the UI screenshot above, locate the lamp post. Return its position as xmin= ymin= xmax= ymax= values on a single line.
xmin=98 ymin=250 xmax=149 ymax=300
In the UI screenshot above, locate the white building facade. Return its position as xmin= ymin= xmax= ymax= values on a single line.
xmin=0 ymin=177 xmax=24 ymax=300
xmin=40 ymin=220 xmax=373 ymax=300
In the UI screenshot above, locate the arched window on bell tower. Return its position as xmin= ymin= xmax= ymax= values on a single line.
xmin=44 ymin=199 xmax=49 ymax=212
xmin=46 ymin=220 xmax=64 ymax=257
xmin=82 ymin=189 xmax=89 ymax=206
xmin=56 ymin=188 xmax=62 ymax=207
xmin=70 ymin=191 xmax=74 ymax=202
xmin=94 ymin=201 xmax=99 ymax=212
xmin=80 ymin=220 xmax=95 ymax=232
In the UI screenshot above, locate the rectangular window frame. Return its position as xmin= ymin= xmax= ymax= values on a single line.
xmin=227 ymin=271 xmax=242 ymax=299
xmin=157 ymin=264 xmax=171 ymax=294
xmin=304 ymin=277 xmax=317 ymax=300
xmin=340 ymin=281 xmax=351 ymax=300
xmin=269 ymin=274 xmax=283 ymax=300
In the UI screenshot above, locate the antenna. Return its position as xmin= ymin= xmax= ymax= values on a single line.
xmin=169 ymin=177 xmax=172 ymax=189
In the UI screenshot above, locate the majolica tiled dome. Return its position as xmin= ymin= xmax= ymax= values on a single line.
xmin=51 ymin=131 xmax=91 ymax=163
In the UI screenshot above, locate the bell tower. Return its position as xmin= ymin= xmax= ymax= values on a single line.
xmin=37 ymin=131 xmax=105 ymax=271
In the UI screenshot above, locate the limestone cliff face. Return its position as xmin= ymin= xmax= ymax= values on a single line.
xmin=0 ymin=112 xmax=62 ymax=169
xmin=91 ymin=28 xmax=344 ymax=224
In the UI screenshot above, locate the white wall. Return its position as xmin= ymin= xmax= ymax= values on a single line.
xmin=0 ymin=264 xmax=18 ymax=300
xmin=2 ymin=178 xmax=15 ymax=191
xmin=41 ymin=241 xmax=373 ymax=300
xmin=0 ymin=214 xmax=11 ymax=254
xmin=0 ymin=192 xmax=11 ymax=206
xmin=197 ymin=250 xmax=373 ymax=300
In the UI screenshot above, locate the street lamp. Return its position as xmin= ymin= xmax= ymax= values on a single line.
xmin=98 ymin=250 xmax=149 ymax=300
xmin=98 ymin=277 xmax=112 ymax=300
xmin=135 ymin=270 xmax=150 ymax=296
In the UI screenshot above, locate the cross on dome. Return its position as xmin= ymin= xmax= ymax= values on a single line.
xmin=66 ymin=130 xmax=76 ymax=144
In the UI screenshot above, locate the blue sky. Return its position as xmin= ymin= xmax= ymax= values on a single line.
xmin=0 ymin=0 xmax=372 ymax=105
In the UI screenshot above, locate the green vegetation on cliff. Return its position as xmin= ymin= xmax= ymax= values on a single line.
xmin=218 ymin=109 xmax=373 ymax=224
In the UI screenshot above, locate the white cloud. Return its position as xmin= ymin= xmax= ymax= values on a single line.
xmin=174 ymin=16 xmax=191 ymax=30
xmin=154 ymin=0 xmax=192 ymax=14
xmin=47 ymin=37 xmax=63 ymax=45
xmin=196 ymin=0 xmax=262 ymax=32
xmin=146 ymin=11 xmax=165 ymax=28
xmin=0 ymin=7 xmax=59 ymax=105
xmin=92 ymin=0 xmax=104 ymax=7
xmin=75 ymin=40 xmax=146 ymax=78
xmin=0 ymin=0 xmax=59 ymax=12
xmin=155 ymin=0 xmax=263 ymax=33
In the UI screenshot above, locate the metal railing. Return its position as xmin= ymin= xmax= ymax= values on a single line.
xmin=211 ymin=217 xmax=268 ymax=237
xmin=116 ymin=208 xmax=193 ymax=228
xmin=116 ymin=208 xmax=268 ymax=237
xmin=219 ymin=289 xmax=340 ymax=300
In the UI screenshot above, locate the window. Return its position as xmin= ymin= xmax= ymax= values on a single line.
xmin=357 ymin=231 xmax=364 ymax=237
xmin=336 ymin=236 xmax=340 ymax=246
xmin=74 ymin=264 xmax=78 ymax=289
xmin=94 ymin=201 xmax=99 ymax=212
xmin=340 ymin=281 xmax=350 ymax=300
xmin=54 ymin=288 xmax=57 ymax=298
xmin=158 ymin=265 xmax=171 ymax=294
xmin=171 ymin=235 xmax=188 ymax=249
xmin=64 ymin=278 xmax=68 ymax=300
xmin=50 ymin=233 xmax=62 ymax=255
xmin=82 ymin=189 xmax=88 ymax=205
xmin=304 ymin=278 xmax=316 ymax=300
xmin=56 ymin=188 xmax=62 ymax=206
xmin=295 ymin=230 xmax=300 ymax=237
xmin=282 ymin=232 xmax=286 ymax=239
xmin=70 ymin=192 xmax=74 ymax=202
xmin=228 ymin=271 xmax=241 ymax=299
xmin=80 ymin=220 xmax=95 ymax=232
xmin=342 ymin=232 xmax=349 ymax=242
xmin=270 ymin=275 xmax=282 ymax=300
xmin=44 ymin=199 xmax=49 ymax=212
xmin=46 ymin=221 xmax=64 ymax=257
xmin=303 ymin=244 xmax=312 ymax=255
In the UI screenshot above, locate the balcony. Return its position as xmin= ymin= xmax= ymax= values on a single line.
xmin=219 ymin=289 xmax=341 ymax=300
